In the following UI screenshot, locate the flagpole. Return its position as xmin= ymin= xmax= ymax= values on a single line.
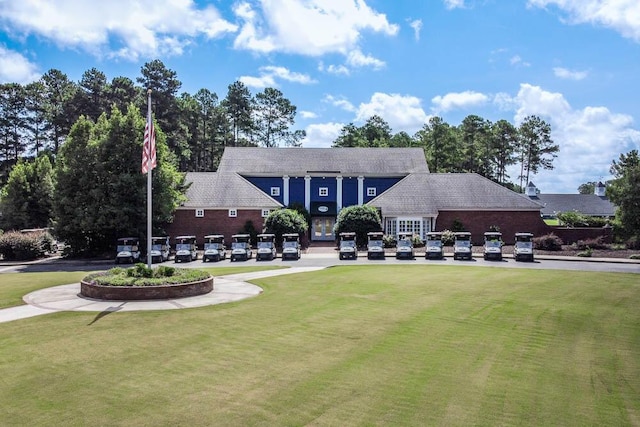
xmin=146 ymin=89 xmax=153 ymax=269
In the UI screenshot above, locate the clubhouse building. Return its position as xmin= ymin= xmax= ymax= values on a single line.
xmin=166 ymin=147 xmax=549 ymax=244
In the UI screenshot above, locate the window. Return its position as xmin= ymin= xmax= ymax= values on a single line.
xmin=270 ymin=187 xmax=280 ymax=197
xmin=319 ymin=187 xmax=328 ymax=197
xmin=261 ymin=209 xmax=270 ymax=218
xmin=385 ymin=218 xmax=397 ymax=237
xmin=195 ymin=209 xmax=204 ymax=218
xmin=228 ymin=209 xmax=237 ymax=218
xmin=367 ymin=187 xmax=376 ymax=197
xmin=398 ymin=218 xmax=423 ymax=238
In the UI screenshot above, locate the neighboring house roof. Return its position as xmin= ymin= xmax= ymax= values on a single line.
xmin=368 ymin=173 xmax=543 ymax=216
xmin=217 ymin=147 xmax=430 ymax=176
xmin=182 ymin=172 xmax=282 ymax=209
xmin=528 ymin=194 xmax=616 ymax=216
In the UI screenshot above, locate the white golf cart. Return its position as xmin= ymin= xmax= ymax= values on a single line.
xmin=367 ymin=231 xmax=385 ymax=260
xmin=281 ymin=233 xmax=301 ymax=260
xmin=115 ymin=237 xmax=141 ymax=264
xmin=203 ymin=234 xmax=226 ymax=262
xmin=425 ymin=232 xmax=444 ymax=260
xmin=150 ymin=236 xmax=170 ymax=263
xmin=514 ymin=232 xmax=535 ymax=262
xmin=483 ymin=231 xmax=503 ymax=261
xmin=395 ymin=232 xmax=415 ymax=259
xmin=453 ymin=232 xmax=473 ymax=260
xmin=174 ymin=235 xmax=198 ymax=263
xmin=230 ymin=234 xmax=253 ymax=262
xmin=339 ymin=232 xmax=358 ymax=260
xmin=256 ymin=233 xmax=277 ymax=261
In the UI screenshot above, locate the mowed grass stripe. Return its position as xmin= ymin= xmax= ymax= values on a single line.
xmin=0 ymin=265 xmax=638 ymax=426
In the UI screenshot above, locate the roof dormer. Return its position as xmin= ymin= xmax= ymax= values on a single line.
xmin=525 ymin=181 xmax=538 ymax=197
xmin=595 ymin=181 xmax=606 ymax=197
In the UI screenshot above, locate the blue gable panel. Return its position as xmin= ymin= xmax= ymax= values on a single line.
xmin=245 ymin=177 xmax=283 ymax=204
xmin=342 ymin=177 xmax=359 ymax=207
xmin=310 ymin=177 xmax=337 ymax=203
xmin=288 ymin=176 xmax=305 ymax=206
xmin=364 ymin=177 xmax=402 ymax=203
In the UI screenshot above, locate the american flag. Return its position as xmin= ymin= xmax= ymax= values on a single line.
xmin=141 ymin=108 xmax=156 ymax=174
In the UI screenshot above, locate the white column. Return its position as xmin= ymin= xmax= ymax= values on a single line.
xmin=283 ymin=175 xmax=290 ymax=206
xmin=357 ymin=176 xmax=364 ymax=205
xmin=304 ymin=175 xmax=311 ymax=212
xmin=336 ymin=176 xmax=343 ymax=211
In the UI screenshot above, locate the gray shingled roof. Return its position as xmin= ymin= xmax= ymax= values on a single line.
xmin=182 ymin=172 xmax=282 ymax=209
xmin=368 ymin=173 xmax=543 ymax=215
xmin=217 ymin=147 xmax=430 ymax=175
xmin=528 ymin=194 xmax=616 ymax=216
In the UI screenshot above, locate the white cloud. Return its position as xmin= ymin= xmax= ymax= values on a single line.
xmin=324 ymin=95 xmax=356 ymax=113
xmin=510 ymin=55 xmax=531 ymax=67
xmin=0 ymin=46 xmax=40 ymax=83
xmin=431 ymin=90 xmax=489 ymax=112
xmin=444 ymin=0 xmax=466 ymax=9
xmin=355 ymin=92 xmax=429 ymax=134
xmin=507 ymin=83 xmax=640 ymax=192
xmin=301 ymin=122 xmax=344 ymax=148
xmin=233 ymin=0 xmax=398 ymax=59
xmin=553 ymin=67 xmax=588 ymax=80
xmin=239 ymin=65 xmax=316 ymax=88
xmin=409 ymin=19 xmax=423 ymax=41
xmin=346 ymin=49 xmax=385 ymax=69
xmin=300 ymin=111 xmax=318 ymax=119
xmin=0 ymin=0 xmax=237 ymax=60
xmin=527 ymin=0 xmax=640 ymax=42
xmin=323 ymin=63 xmax=350 ymax=76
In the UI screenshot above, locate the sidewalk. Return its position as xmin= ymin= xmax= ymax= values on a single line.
xmin=0 ymin=267 xmax=324 ymax=323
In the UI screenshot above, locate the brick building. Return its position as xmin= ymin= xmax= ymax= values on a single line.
xmin=165 ymin=147 xmax=547 ymax=245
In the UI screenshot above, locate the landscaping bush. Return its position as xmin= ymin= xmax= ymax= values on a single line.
xmin=577 ymin=247 xmax=593 ymax=257
xmin=333 ymin=205 xmax=382 ymax=248
xmin=0 ymin=230 xmax=51 ymax=261
xmin=441 ymin=230 xmax=455 ymax=246
xmin=533 ymin=233 xmax=564 ymax=251
xmin=264 ymin=208 xmax=309 ymax=247
xmin=411 ymin=234 xmax=424 ymax=248
xmin=626 ymin=236 xmax=640 ymax=250
xmin=383 ymin=234 xmax=396 ymax=248
xmin=557 ymin=210 xmax=588 ymax=227
xmin=573 ymin=236 xmax=609 ymax=250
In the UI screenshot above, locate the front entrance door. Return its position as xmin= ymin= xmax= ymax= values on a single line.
xmin=312 ymin=217 xmax=335 ymax=241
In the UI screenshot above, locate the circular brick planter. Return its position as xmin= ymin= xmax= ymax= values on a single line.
xmin=80 ymin=276 xmax=213 ymax=300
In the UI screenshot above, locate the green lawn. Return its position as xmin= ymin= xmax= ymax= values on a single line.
xmin=0 ymin=265 xmax=638 ymax=426
xmin=544 ymin=218 xmax=560 ymax=226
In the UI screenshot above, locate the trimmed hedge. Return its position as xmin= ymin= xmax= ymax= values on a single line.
xmin=83 ymin=264 xmax=210 ymax=287
xmin=533 ymin=233 xmax=564 ymax=251
xmin=0 ymin=230 xmax=55 ymax=261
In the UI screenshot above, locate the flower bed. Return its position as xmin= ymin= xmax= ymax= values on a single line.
xmin=80 ymin=264 xmax=213 ymax=300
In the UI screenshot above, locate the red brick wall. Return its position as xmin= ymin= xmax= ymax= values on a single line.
xmin=165 ymin=209 xmax=265 ymax=247
xmin=435 ymin=210 xmax=549 ymax=244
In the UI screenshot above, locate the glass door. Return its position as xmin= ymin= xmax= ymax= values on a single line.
xmin=312 ymin=217 xmax=335 ymax=241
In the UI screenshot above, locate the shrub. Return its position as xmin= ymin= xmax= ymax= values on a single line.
xmin=333 ymin=205 xmax=382 ymax=248
xmin=0 ymin=230 xmax=49 ymax=261
xmin=557 ymin=210 xmax=589 ymax=227
xmin=573 ymin=236 xmax=609 ymax=250
xmin=441 ymin=230 xmax=455 ymax=246
xmin=264 ymin=208 xmax=309 ymax=247
xmin=626 ymin=236 xmax=640 ymax=250
xmin=383 ymin=234 xmax=396 ymax=248
xmin=533 ymin=233 xmax=563 ymax=251
xmin=577 ymin=247 xmax=593 ymax=257
xmin=411 ymin=234 xmax=424 ymax=248
xmin=451 ymin=219 xmax=465 ymax=232
xmin=584 ymin=216 xmax=608 ymax=227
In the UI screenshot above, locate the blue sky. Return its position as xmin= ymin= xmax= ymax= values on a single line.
xmin=1 ymin=0 xmax=639 ymax=193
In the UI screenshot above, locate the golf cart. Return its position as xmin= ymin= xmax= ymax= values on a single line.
xmin=367 ymin=231 xmax=385 ymax=260
xmin=425 ymin=232 xmax=444 ymax=260
xmin=514 ymin=232 xmax=535 ymax=262
xmin=281 ymin=233 xmax=301 ymax=260
xmin=174 ymin=235 xmax=198 ymax=263
xmin=230 ymin=234 xmax=253 ymax=262
xmin=396 ymin=233 xmax=415 ymax=259
xmin=115 ymin=237 xmax=141 ymax=264
xmin=256 ymin=233 xmax=277 ymax=261
xmin=150 ymin=236 xmax=170 ymax=263
xmin=483 ymin=231 xmax=503 ymax=261
xmin=338 ymin=232 xmax=358 ymax=260
xmin=203 ymin=234 xmax=226 ymax=262
xmin=453 ymin=232 xmax=473 ymax=260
